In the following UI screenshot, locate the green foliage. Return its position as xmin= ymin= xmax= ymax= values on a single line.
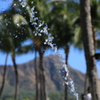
xmin=0 ymin=0 xmax=92 ymax=100
xmin=2 ymin=90 xmax=35 ymax=100
xmin=2 ymin=90 xmax=80 ymax=100
xmin=23 ymin=98 xmax=31 ymax=100
xmin=48 ymin=91 xmax=78 ymax=100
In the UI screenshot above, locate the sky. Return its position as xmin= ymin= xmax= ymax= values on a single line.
xmin=0 ymin=0 xmax=100 ymax=78
xmin=0 ymin=0 xmax=13 ymax=13
xmin=1 ymin=45 xmax=100 ymax=78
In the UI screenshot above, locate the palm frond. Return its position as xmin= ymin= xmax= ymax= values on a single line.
xmin=16 ymin=44 xmax=34 ymax=54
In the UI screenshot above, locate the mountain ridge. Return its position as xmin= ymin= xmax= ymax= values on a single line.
xmin=0 ymin=55 xmax=85 ymax=93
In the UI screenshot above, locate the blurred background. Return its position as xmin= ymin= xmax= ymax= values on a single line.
xmin=0 ymin=0 xmax=100 ymax=100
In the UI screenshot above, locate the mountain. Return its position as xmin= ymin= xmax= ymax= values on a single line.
xmin=0 ymin=55 xmax=85 ymax=94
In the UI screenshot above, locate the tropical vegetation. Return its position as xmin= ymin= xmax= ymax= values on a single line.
xmin=0 ymin=0 xmax=100 ymax=100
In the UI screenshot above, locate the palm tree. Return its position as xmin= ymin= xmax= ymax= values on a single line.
xmin=73 ymin=0 xmax=100 ymax=50
xmin=0 ymin=29 xmax=18 ymax=100
xmin=46 ymin=1 xmax=80 ymax=99
xmin=12 ymin=1 xmax=50 ymax=100
xmin=90 ymin=0 xmax=100 ymax=50
xmin=17 ymin=42 xmax=41 ymax=100
xmin=0 ymin=1 xmax=50 ymax=100
xmin=0 ymin=23 xmax=9 ymax=97
xmin=0 ymin=53 xmax=8 ymax=98
xmin=0 ymin=11 xmax=29 ymax=99
xmin=0 ymin=15 xmax=10 ymax=98
xmin=65 ymin=0 xmax=100 ymax=96
xmin=72 ymin=0 xmax=100 ymax=96
xmin=34 ymin=49 xmax=39 ymax=100
xmin=80 ymin=0 xmax=100 ymax=100
xmin=10 ymin=14 xmax=29 ymax=100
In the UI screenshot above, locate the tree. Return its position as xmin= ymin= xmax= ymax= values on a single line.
xmin=0 ymin=15 xmax=10 ymax=98
xmin=0 ymin=53 xmax=8 ymax=98
xmin=80 ymin=0 xmax=100 ymax=100
xmin=68 ymin=0 xmax=100 ymax=95
xmin=0 ymin=10 xmax=29 ymax=99
xmin=46 ymin=1 xmax=80 ymax=99
xmin=34 ymin=49 xmax=39 ymax=100
xmin=12 ymin=1 xmax=50 ymax=100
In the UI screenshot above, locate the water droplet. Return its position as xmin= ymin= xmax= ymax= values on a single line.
xmin=34 ymin=17 xmax=38 ymax=21
xmin=32 ymin=22 xmax=37 ymax=26
xmin=15 ymin=35 xmax=18 ymax=38
xmin=38 ymin=33 xmax=42 ymax=36
xmin=54 ymin=46 xmax=57 ymax=53
xmin=39 ymin=21 xmax=44 ymax=27
xmin=6 ymin=23 xmax=8 ymax=26
xmin=26 ymin=6 xmax=29 ymax=10
xmin=17 ymin=23 xmax=20 ymax=26
xmin=20 ymin=0 xmax=27 ymax=8
xmin=31 ymin=1 xmax=34 ymax=4
xmin=21 ymin=22 xmax=25 ymax=25
xmin=14 ymin=3 xmax=16 ymax=6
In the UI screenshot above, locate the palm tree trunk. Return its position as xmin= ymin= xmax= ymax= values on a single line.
xmin=84 ymin=70 xmax=88 ymax=94
xmin=34 ymin=49 xmax=40 ymax=100
xmin=11 ymin=52 xmax=18 ymax=100
xmin=84 ymin=28 xmax=96 ymax=95
xmin=80 ymin=0 xmax=100 ymax=100
xmin=64 ymin=45 xmax=69 ymax=100
xmin=38 ymin=49 xmax=46 ymax=100
xmin=0 ymin=53 xmax=8 ymax=99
